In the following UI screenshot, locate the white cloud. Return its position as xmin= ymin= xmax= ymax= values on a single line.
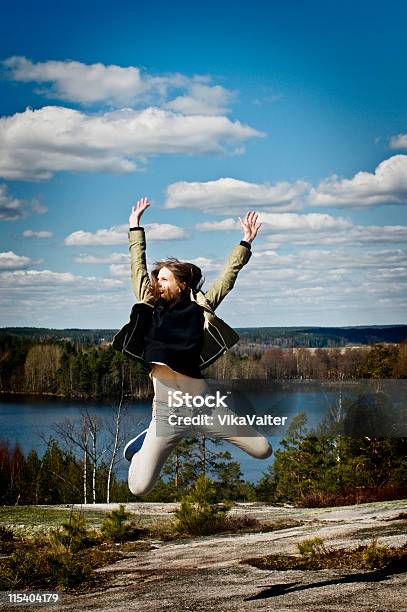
xmin=145 ymin=223 xmax=187 ymax=241
xmin=109 ymin=264 xmax=130 ymax=277
xmin=165 ymin=84 xmax=235 ymax=116
xmin=188 ymin=256 xmax=223 ymax=273
xmin=0 ymin=251 xmax=33 ymax=270
xmin=0 ymin=268 xmax=123 ymax=289
xmin=389 ymin=134 xmax=407 ymax=149
xmin=258 ymin=212 xmax=353 ymax=231
xmin=65 ymin=222 xmax=186 ymax=246
xmin=196 ymin=212 xmax=352 ymax=233
xmin=2 ymin=57 xmax=236 ymax=113
xmin=165 ymin=177 xmax=307 ymax=213
xmin=0 ymin=184 xmax=26 ymax=220
xmin=1 ymin=244 xmax=405 ymax=327
xmin=167 ymin=156 xmax=407 ymax=213
xmin=31 ymin=201 xmax=48 ymax=214
xmin=0 ymin=183 xmax=45 ymax=220
xmin=293 ymin=248 xmax=407 ymax=270
xmin=283 ymin=224 xmax=406 ymax=246
xmin=65 ymin=226 xmax=127 ymax=247
xmin=212 ymin=244 xmax=407 ymax=324
xmin=74 ymin=252 xmax=130 ymax=264
xmin=372 ymin=267 xmax=407 ymax=280
xmin=0 ymin=106 xmax=262 ymax=180
xmin=196 ymin=218 xmax=239 ymax=231
xmin=0 ymin=261 xmax=129 ymax=326
xmin=3 ymin=56 xmax=149 ymax=105
xmin=22 ymin=229 xmax=53 ymax=238
xmin=308 ymin=155 xmax=407 ymax=207
xmin=195 ymin=211 xmax=407 ymax=249
xmin=259 ymin=223 xmax=407 ymax=247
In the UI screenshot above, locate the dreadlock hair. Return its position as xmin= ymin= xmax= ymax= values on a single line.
xmin=151 ymin=257 xmax=204 ymax=302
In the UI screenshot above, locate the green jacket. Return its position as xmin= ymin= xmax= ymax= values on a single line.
xmin=113 ymin=228 xmax=251 ymax=369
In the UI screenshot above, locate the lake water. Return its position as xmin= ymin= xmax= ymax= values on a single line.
xmin=0 ymin=387 xmax=341 ymax=482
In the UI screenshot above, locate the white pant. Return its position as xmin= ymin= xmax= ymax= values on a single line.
xmin=128 ymin=366 xmax=272 ymax=496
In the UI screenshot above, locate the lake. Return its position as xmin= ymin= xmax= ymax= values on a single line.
xmin=0 ymin=386 xmax=343 ymax=482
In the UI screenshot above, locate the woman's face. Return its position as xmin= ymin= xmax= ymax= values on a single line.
xmin=157 ymin=266 xmax=185 ymax=302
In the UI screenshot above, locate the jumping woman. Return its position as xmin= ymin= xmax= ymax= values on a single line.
xmin=114 ymin=197 xmax=272 ymax=495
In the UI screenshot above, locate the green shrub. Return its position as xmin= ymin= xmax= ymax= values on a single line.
xmin=101 ymin=504 xmax=143 ymax=542
xmin=5 ymin=537 xmax=91 ymax=589
xmin=222 ymin=514 xmax=260 ymax=533
xmin=245 ymin=539 xmax=407 ymax=572
xmin=50 ymin=513 xmax=99 ymax=552
xmin=297 ymin=537 xmax=327 ymax=558
xmin=360 ymin=539 xmax=389 ymax=569
xmin=174 ymin=476 xmax=230 ymax=536
xmin=0 ymin=509 xmax=131 ymax=590
xmin=2 ymin=511 xmax=97 ymax=589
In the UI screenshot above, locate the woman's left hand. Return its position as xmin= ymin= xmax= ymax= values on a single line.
xmin=239 ymin=211 xmax=261 ymax=244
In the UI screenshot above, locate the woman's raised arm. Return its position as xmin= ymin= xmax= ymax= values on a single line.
xmin=204 ymin=210 xmax=260 ymax=311
xmin=128 ymin=197 xmax=154 ymax=304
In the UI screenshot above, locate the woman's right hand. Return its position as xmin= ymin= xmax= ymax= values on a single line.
xmin=129 ymin=197 xmax=150 ymax=227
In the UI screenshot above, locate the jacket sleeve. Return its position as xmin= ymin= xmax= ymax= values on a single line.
xmin=204 ymin=243 xmax=251 ymax=311
xmin=128 ymin=228 xmax=155 ymax=304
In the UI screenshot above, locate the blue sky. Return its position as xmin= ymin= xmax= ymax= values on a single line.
xmin=0 ymin=0 xmax=406 ymax=328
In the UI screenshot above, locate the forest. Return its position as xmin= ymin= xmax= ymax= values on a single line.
xmin=1 ymin=330 xmax=406 ymax=507
xmin=0 ymin=331 xmax=406 ymax=400
xmin=1 ymin=415 xmax=406 ymax=507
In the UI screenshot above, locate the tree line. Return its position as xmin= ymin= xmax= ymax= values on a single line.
xmin=0 ymin=436 xmax=253 ymax=506
xmin=1 ymin=333 xmax=406 ymax=400
xmin=0 ymin=334 xmax=151 ymax=399
xmin=257 ymin=412 xmax=407 ymax=507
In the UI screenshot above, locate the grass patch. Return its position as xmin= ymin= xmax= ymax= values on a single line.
xmin=243 ymin=537 xmax=407 ymax=571
xmin=153 ymin=512 xmax=304 ymax=541
xmin=0 ymin=506 xmax=150 ymax=591
xmin=0 ymin=506 xmax=110 ymax=533
xmin=0 ymin=505 xmax=173 ymax=537
xmin=174 ymin=513 xmax=261 ymax=537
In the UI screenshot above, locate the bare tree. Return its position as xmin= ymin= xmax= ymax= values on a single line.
xmin=105 ymin=363 xmax=125 ymax=503
xmin=54 ymin=409 xmax=103 ymax=504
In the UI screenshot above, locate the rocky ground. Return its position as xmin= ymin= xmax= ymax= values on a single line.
xmin=2 ymin=499 xmax=407 ymax=612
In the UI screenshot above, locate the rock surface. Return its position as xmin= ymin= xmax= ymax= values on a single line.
xmin=6 ymin=500 xmax=407 ymax=612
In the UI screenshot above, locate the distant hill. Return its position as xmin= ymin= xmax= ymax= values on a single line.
xmin=1 ymin=325 xmax=406 ymax=348
xmin=0 ymin=327 xmax=115 ymax=345
xmin=235 ymin=325 xmax=407 ymax=348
